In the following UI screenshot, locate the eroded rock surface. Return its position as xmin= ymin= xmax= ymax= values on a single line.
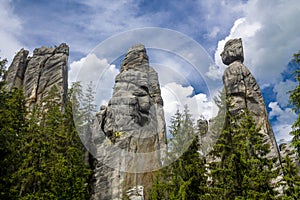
xmin=92 ymin=44 xmax=166 ymax=200
xmin=221 ymin=38 xmax=280 ymax=162
xmin=5 ymin=43 xmax=69 ymax=108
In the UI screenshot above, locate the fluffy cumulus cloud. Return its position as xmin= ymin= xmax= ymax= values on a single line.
xmin=211 ymin=0 xmax=300 ymax=142
xmin=269 ymin=102 xmax=297 ymax=141
xmin=213 ymin=0 xmax=300 ymax=84
xmin=0 ymin=0 xmax=23 ymax=63
xmin=69 ymin=53 xmax=119 ymax=107
xmin=161 ymin=82 xmax=217 ymax=131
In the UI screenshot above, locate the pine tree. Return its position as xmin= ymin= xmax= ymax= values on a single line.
xmin=70 ymin=81 xmax=95 ymax=166
xmin=149 ymin=105 xmax=207 ymax=200
xmin=237 ymin=110 xmax=278 ymax=199
xmin=290 ymin=50 xmax=300 ymax=155
xmin=69 ymin=81 xmax=84 ymax=125
xmin=0 ymin=89 xmax=27 ymax=199
xmin=0 ymin=58 xmax=28 ymax=199
xmin=80 ymin=81 xmax=97 ymax=124
xmin=280 ymin=152 xmax=300 ymax=199
xmin=207 ymin=103 xmax=278 ymax=199
xmin=10 ymin=86 xmax=91 ymax=199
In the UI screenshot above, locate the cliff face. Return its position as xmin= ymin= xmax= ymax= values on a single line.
xmin=221 ymin=38 xmax=281 ymax=163
xmin=92 ymin=44 xmax=166 ymax=200
xmin=5 ymin=43 xmax=69 ymax=108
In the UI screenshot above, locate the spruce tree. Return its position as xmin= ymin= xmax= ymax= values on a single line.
xmin=280 ymin=153 xmax=300 ymax=199
xmin=149 ymin=105 xmax=207 ymax=200
xmin=290 ymin=50 xmax=300 ymax=155
xmin=10 ymin=86 xmax=91 ymax=199
xmin=80 ymin=81 xmax=97 ymax=124
xmin=278 ymin=50 xmax=300 ymax=200
xmin=237 ymin=110 xmax=278 ymax=199
xmin=0 ymin=89 xmax=27 ymax=199
xmin=0 ymin=58 xmax=28 ymax=199
xmin=207 ymin=102 xmax=278 ymax=199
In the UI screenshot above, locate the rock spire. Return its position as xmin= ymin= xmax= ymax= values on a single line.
xmin=5 ymin=43 xmax=69 ymax=108
xmin=91 ymin=44 xmax=166 ymax=200
xmin=221 ymin=38 xmax=281 ymax=163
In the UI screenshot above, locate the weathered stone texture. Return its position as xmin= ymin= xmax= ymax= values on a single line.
xmin=5 ymin=49 xmax=29 ymax=90
xmin=221 ymin=38 xmax=280 ymax=162
xmin=196 ymin=117 xmax=208 ymax=145
xmin=92 ymin=44 xmax=166 ymax=200
xmin=279 ymin=142 xmax=299 ymax=166
xmin=5 ymin=43 xmax=69 ymax=107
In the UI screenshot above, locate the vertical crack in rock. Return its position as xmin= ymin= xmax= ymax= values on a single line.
xmin=92 ymin=44 xmax=166 ymax=200
xmin=5 ymin=43 xmax=69 ymax=108
xmin=5 ymin=49 xmax=29 ymax=90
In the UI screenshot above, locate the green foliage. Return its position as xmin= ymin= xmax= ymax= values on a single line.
xmin=207 ymin=105 xmax=278 ymax=199
xmin=280 ymin=153 xmax=300 ymax=199
xmin=290 ymin=50 xmax=300 ymax=155
xmin=80 ymin=81 xmax=97 ymax=124
xmin=0 ymin=88 xmax=27 ymax=199
xmin=293 ymin=50 xmax=300 ymax=64
xmin=149 ymin=105 xmax=207 ymax=200
xmin=0 ymin=58 xmax=27 ymax=199
xmin=280 ymin=50 xmax=300 ymax=200
xmin=0 ymin=78 xmax=91 ymax=199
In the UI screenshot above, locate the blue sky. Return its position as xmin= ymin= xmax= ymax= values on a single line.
xmin=0 ymin=0 xmax=300 ymax=142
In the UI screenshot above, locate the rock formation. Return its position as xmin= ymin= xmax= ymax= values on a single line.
xmin=221 ymin=38 xmax=281 ymax=163
xmin=279 ymin=142 xmax=299 ymax=166
xmin=196 ymin=117 xmax=208 ymax=146
xmin=5 ymin=43 xmax=69 ymax=108
xmin=91 ymin=44 xmax=166 ymax=200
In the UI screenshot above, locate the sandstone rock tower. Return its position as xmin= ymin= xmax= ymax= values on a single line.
xmin=92 ymin=44 xmax=167 ymax=200
xmin=221 ymin=38 xmax=281 ymax=162
xmin=5 ymin=43 xmax=69 ymax=107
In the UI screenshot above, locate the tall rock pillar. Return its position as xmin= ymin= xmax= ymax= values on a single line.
xmin=92 ymin=44 xmax=167 ymax=200
xmin=5 ymin=43 xmax=69 ymax=108
xmin=221 ymin=38 xmax=281 ymax=162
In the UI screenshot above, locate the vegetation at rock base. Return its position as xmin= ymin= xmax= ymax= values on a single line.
xmin=0 ymin=57 xmax=28 ymax=199
xmin=150 ymin=100 xmax=283 ymax=199
xmin=281 ymin=50 xmax=300 ymax=199
xmin=149 ymin=105 xmax=207 ymax=200
xmin=1 ymin=49 xmax=300 ymax=199
xmin=290 ymin=50 xmax=300 ymax=155
xmin=280 ymin=153 xmax=300 ymax=199
xmin=0 ymin=60 xmax=92 ymax=199
xmin=207 ymin=105 xmax=278 ymax=199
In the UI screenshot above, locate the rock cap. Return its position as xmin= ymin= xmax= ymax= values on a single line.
xmin=121 ymin=43 xmax=149 ymax=71
xmin=221 ymin=38 xmax=244 ymax=65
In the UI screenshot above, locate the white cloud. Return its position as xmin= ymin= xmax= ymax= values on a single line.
xmin=161 ymin=82 xmax=217 ymax=131
xmin=205 ymin=26 xmax=221 ymax=39
xmin=69 ymin=54 xmax=119 ymax=108
xmin=273 ymin=124 xmax=294 ymax=142
xmin=212 ymin=0 xmax=300 ymax=142
xmin=205 ymin=64 xmax=222 ymax=81
xmin=0 ymin=0 xmax=23 ymax=63
xmin=189 ymin=0 xmax=245 ymax=39
xmin=212 ymin=17 xmax=261 ymax=80
xmin=269 ymin=102 xmax=297 ymax=141
xmin=81 ymin=0 xmax=151 ymax=34
xmin=260 ymin=83 xmax=271 ymax=90
xmin=214 ymin=0 xmax=300 ymax=84
xmin=273 ymin=80 xmax=297 ymax=107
